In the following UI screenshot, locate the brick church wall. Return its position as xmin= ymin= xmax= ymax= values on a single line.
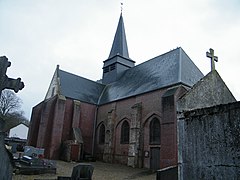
xmin=61 ymin=99 xmax=74 ymax=142
xmin=161 ymin=94 xmax=177 ymax=168
xmin=115 ymin=97 xmax=135 ymax=164
xmin=95 ymin=86 xmax=187 ymax=169
xmin=35 ymin=96 xmax=57 ymax=158
xmin=95 ymin=103 xmax=112 ymax=160
xmin=28 ymin=95 xmax=96 ymax=159
xmin=29 ymin=83 xmax=187 ymax=168
xmin=27 ymin=102 xmax=43 ymax=147
xmin=141 ymin=90 xmax=164 ymax=169
xmin=48 ymin=95 xmax=66 ymax=159
xmin=79 ymin=102 xmax=96 ymax=154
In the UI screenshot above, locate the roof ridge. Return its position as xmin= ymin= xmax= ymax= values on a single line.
xmin=178 ymin=47 xmax=182 ymax=83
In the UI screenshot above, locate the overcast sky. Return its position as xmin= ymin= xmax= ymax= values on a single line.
xmin=1 ymin=0 xmax=240 ymax=138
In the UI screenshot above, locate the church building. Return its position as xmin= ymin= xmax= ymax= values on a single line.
xmin=27 ymin=13 xmax=204 ymax=170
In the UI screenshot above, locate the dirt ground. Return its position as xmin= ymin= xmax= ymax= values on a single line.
xmin=13 ymin=160 xmax=156 ymax=180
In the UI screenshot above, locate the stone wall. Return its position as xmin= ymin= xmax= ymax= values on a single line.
xmin=178 ymin=102 xmax=240 ymax=179
xmin=177 ymin=70 xmax=236 ymax=112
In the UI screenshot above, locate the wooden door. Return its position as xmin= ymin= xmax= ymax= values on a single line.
xmin=71 ymin=144 xmax=80 ymax=161
xmin=150 ymin=147 xmax=160 ymax=170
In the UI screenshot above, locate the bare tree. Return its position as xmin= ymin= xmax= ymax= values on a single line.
xmin=0 ymin=90 xmax=29 ymax=132
xmin=0 ymin=90 xmax=22 ymax=116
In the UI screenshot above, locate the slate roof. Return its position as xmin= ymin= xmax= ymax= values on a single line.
xmin=57 ymin=47 xmax=203 ymax=105
xmin=108 ymin=13 xmax=130 ymax=59
xmin=98 ymin=47 xmax=204 ymax=104
xmin=58 ymin=70 xmax=105 ymax=104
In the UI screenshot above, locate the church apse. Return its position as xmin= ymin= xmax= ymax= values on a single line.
xmin=28 ymin=95 xmax=97 ymax=160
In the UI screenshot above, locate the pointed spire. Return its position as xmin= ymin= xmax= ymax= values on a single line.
xmin=108 ymin=13 xmax=130 ymax=59
xmin=102 ymin=12 xmax=134 ymax=84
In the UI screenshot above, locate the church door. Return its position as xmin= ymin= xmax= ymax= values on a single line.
xmin=150 ymin=147 xmax=160 ymax=170
xmin=71 ymin=144 xmax=80 ymax=161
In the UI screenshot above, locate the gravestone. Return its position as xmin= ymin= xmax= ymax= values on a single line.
xmin=58 ymin=163 xmax=94 ymax=180
xmin=0 ymin=56 xmax=24 ymax=180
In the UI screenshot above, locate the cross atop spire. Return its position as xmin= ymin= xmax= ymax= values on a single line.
xmin=206 ymin=48 xmax=218 ymax=71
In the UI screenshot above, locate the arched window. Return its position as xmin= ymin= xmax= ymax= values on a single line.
xmin=121 ymin=120 xmax=130 ymax=144
xmin=99 ymin=124 xmax=105 ymax=144
xmin=150 ymin=118 xmax=160 ymax=144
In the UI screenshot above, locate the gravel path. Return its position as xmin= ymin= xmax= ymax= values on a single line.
xmin=13 ymin=161 xmax=156 ymax=180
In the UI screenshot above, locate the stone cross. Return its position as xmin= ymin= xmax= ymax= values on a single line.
xmin=0 ymin=56 xmax=24 ymax=95
xmin=0 ymin=56 xmax=24 ymax=180
xmin=206 ymin=48 xmax=218 ymax=71
xmin=0 ymin=56 xmax=25 ymax=131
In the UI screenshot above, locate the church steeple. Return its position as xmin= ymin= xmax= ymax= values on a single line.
xmin=108 ymin=13 xmax=130 ymax=59
xmin=102 ymin=13 xmax=135 ymax=84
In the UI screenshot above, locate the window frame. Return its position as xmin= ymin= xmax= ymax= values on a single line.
xmin=120 ymin=120 xmax=130 ymax=144
xmin=149 ymin=118 xmax=161 ymax=145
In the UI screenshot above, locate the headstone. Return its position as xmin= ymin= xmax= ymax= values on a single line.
xmin=14 ymin=155 xmax=56 ymax=175
xmin=57 ymin=163 xmax=94 ymax=180
xmin=0 ymin=56 xmax=24 ymax=180
xmin=156 ymin=165 xmax=178 ymax=180
xmin=71 ymin=163 xmax=94 ymax=180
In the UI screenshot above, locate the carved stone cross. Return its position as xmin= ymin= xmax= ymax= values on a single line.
xmin=0 ymin=56 xmax=24 ymax=94
xmin=206 ymin=48 xmax=218 ymax=71
xmin=0 ymin=56 xmax=25 ymax=132
xmin=0 ymin=56 xmax=24 ymax=180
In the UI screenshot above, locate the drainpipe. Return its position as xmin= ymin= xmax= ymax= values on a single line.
xmin=91 ymin=105 xmax=98 ymax=156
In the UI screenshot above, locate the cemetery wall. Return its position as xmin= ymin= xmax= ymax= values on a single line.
xmin=178 ymin=102 xmax=240 ymax=179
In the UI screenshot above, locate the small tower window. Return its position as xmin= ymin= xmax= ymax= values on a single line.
xmin=103 ymin=67 xmax=109 ymax=73
xmin=110 ymin=64 xmax=116 ymax=71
